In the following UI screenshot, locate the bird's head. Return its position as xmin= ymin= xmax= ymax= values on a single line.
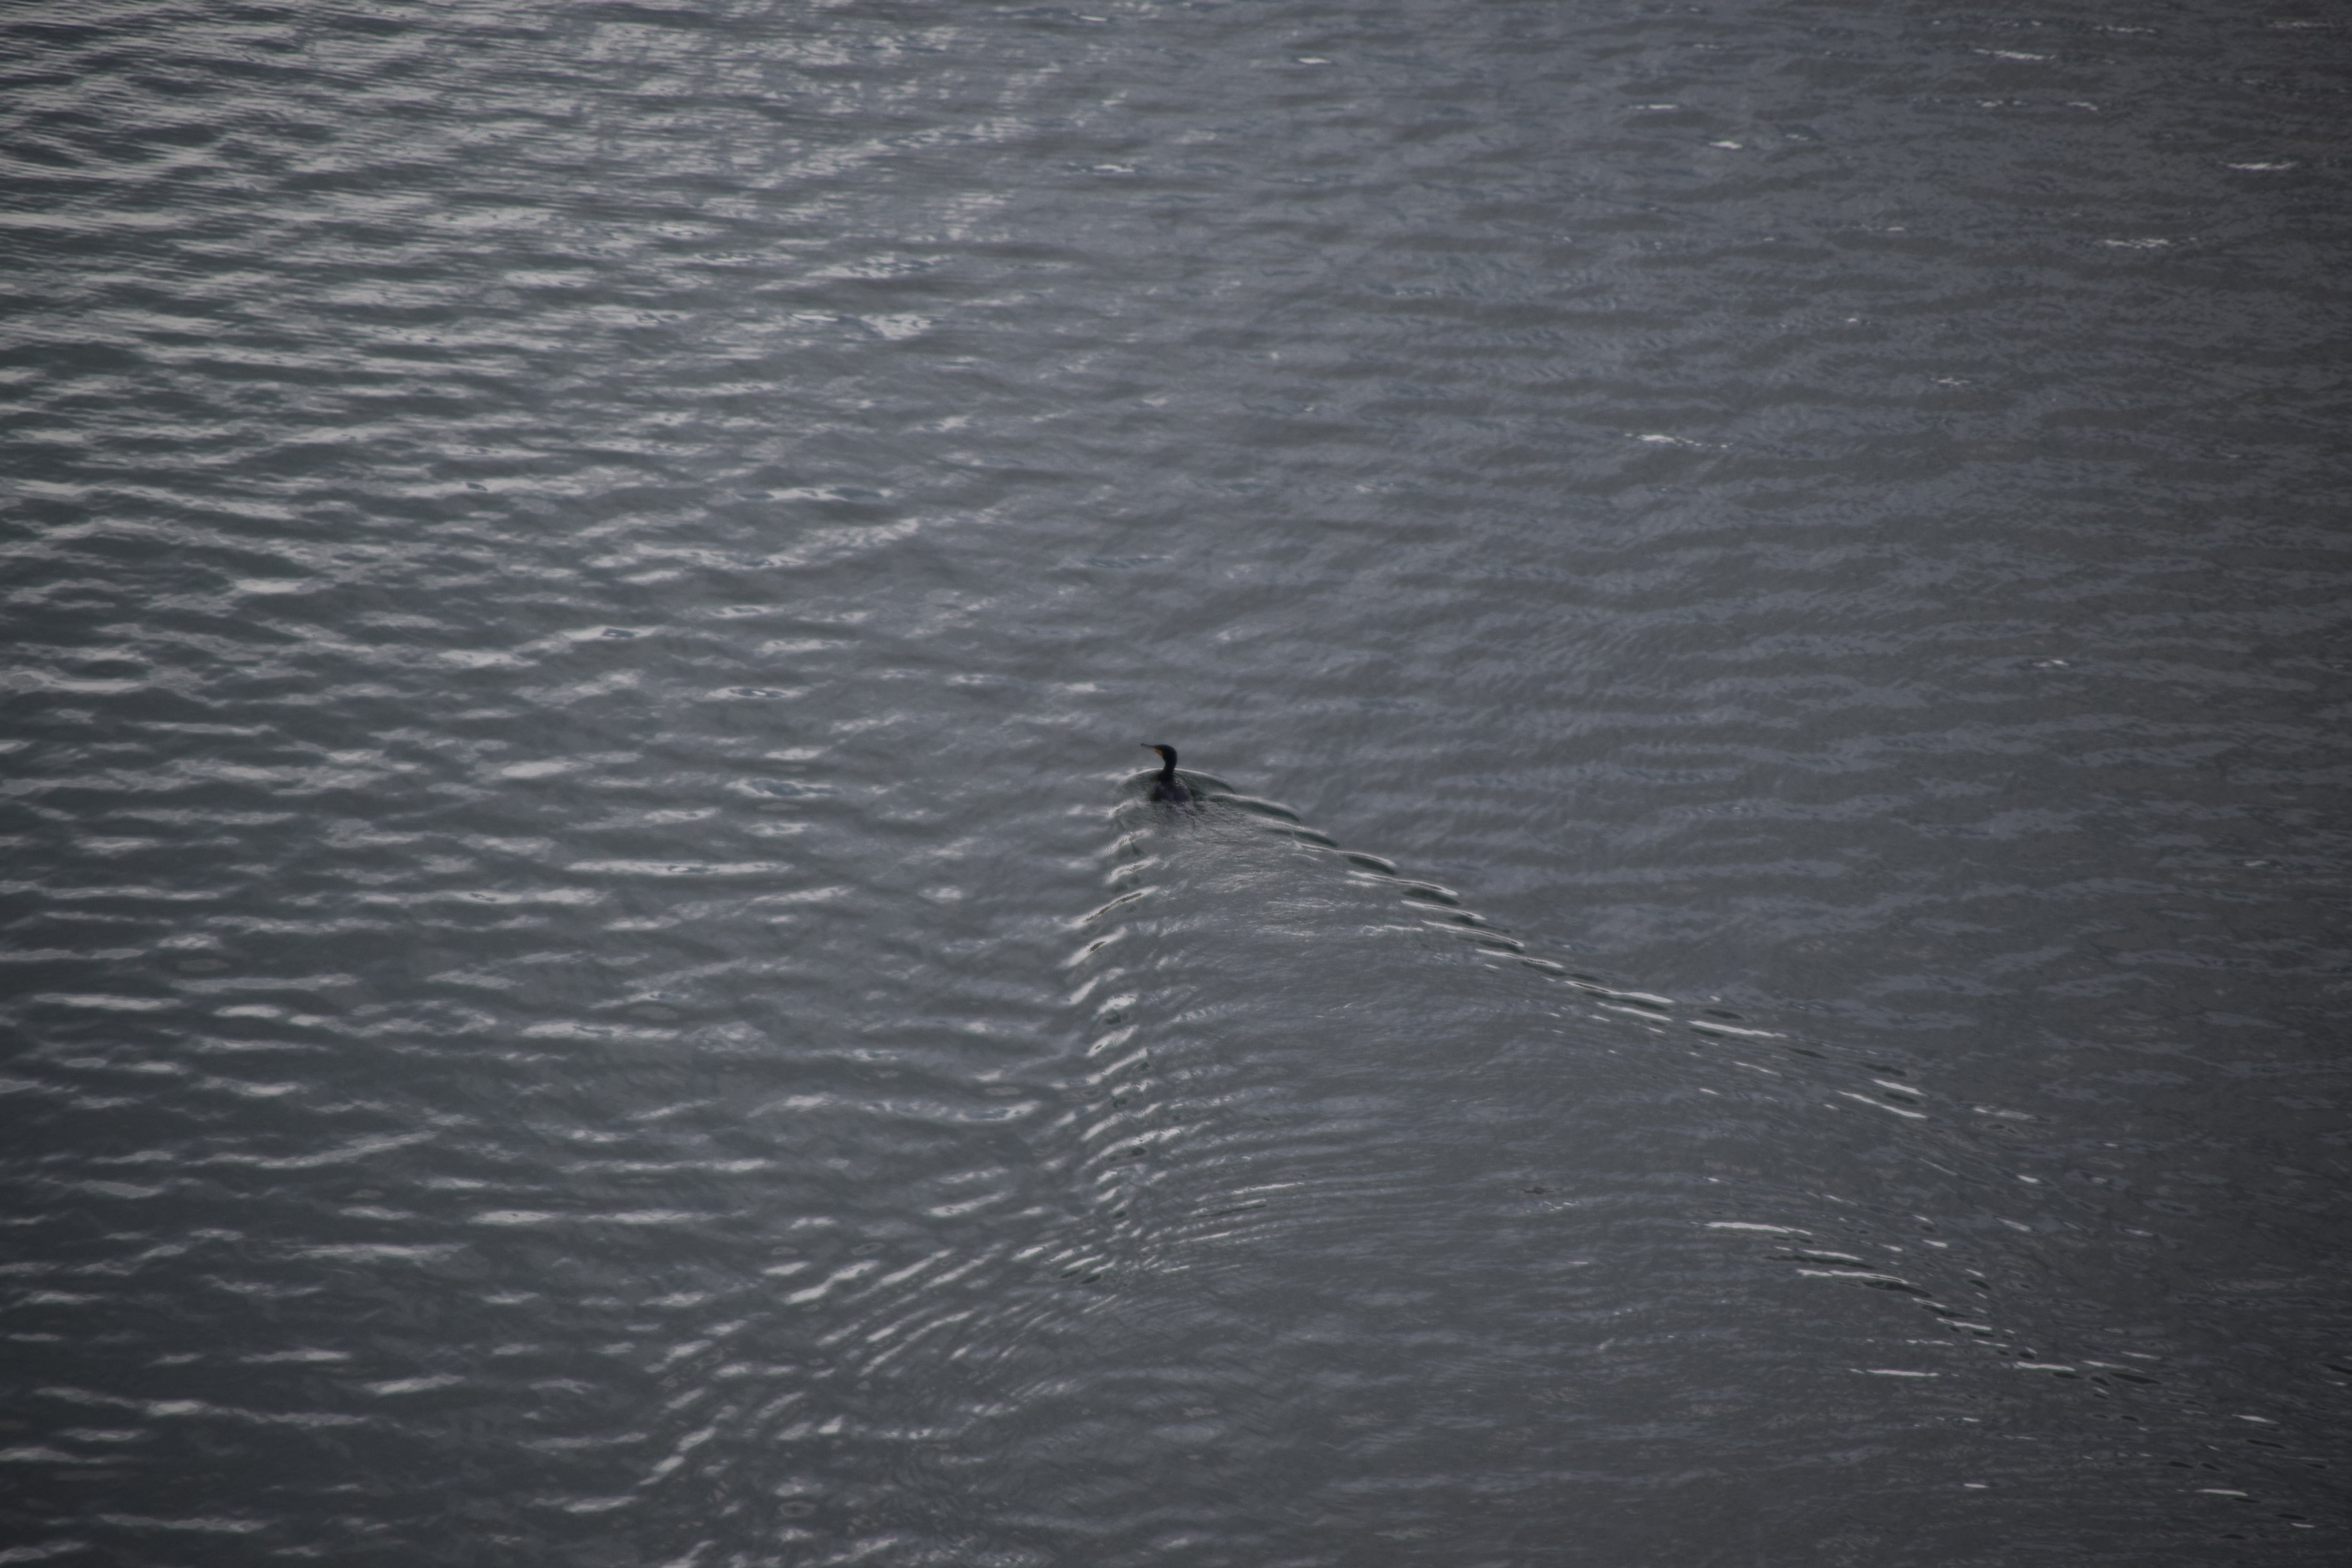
xmin=1143 ymin=743 xmax=1177 ymax=767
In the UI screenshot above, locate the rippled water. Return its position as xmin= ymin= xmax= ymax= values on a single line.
xmin=3 ymin=1 xmax=2347 ymax=1563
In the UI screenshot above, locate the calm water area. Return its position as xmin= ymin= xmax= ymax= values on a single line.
xmin=3 ymin=1 xmax=2349 ymax=1563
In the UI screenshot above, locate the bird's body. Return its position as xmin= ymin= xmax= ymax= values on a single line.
xmin=1143 ymin=743 xmax=1193 ymax=806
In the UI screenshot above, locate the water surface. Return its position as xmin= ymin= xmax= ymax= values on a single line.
xmin=3 ymin=1 xmax=2348 ymax=1563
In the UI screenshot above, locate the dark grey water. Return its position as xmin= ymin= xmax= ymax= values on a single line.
xmin=4 ymin=1 xmax=2348 ymax=1563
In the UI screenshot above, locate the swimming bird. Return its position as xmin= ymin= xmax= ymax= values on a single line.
xmin=1142 ymin=743 xmax=1193 ymax=806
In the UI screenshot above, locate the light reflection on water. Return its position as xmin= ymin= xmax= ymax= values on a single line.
xmin=1 ymin=1 xmax=2345 ymax=1563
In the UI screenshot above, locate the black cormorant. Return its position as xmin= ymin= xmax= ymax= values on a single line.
xmin=1142 ymin=743 xmax=1193 ymax=805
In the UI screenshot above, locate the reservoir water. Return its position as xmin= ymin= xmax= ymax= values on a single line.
xmin=2 ymin=2 xmax=2347 ymax=1563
